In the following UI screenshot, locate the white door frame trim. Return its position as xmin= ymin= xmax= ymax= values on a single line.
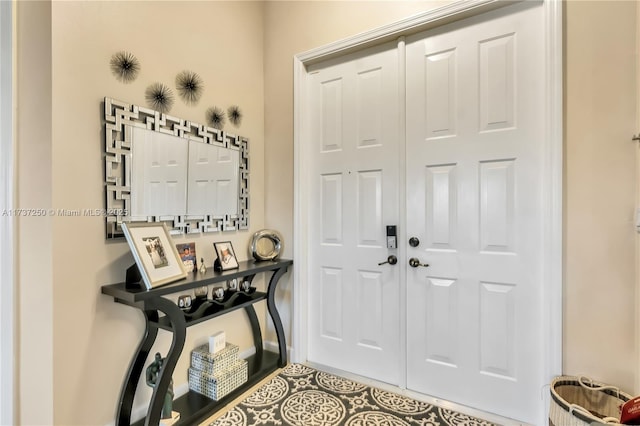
xmin=0 ymin=1 xmax=15 ymax=424
xmin=293 ymin=0 xmax=562 ymax=421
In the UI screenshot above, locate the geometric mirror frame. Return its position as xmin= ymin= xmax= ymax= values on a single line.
xmin=104 ymin=97 xmax=249 ymax=239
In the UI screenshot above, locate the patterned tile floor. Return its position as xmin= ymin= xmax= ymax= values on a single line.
xmin=207 ymin=364 xmax=499 ymax=426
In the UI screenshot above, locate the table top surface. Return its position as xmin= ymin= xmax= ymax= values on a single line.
xmin=101 ymin=258 xmax=292 ymax=303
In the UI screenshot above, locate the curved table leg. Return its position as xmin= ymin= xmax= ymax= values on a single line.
xmin=144 ymin=297 xmax=187 ymax=426
xmin=266 ymin=266 xmax=289 ymax=367
xmin=116 ymin=309 xmax=159 ymax=426
xmin=244 ymin=305 xmax=263 ymax=369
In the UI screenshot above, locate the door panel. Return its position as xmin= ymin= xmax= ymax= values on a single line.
xmin=304 ymin=2 xmax=546 ymax=422
xmin=308 ymin=42 xmax=401 ymax=386
xmin=406 ymin=3 xmax=544 ymax=423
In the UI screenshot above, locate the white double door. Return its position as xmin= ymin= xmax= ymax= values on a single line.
xmin=306 ymin=2 xmax=545 ymax=423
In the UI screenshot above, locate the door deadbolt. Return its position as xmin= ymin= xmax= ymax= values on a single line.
xmin=408 ymin=257 xmax=429 ymax=268
xmin=409 ymin=237 xmax=420 ymax=247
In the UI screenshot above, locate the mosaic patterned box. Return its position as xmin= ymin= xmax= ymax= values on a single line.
xmin=190 ymin=343 xmax=239 ymax=375
xmin=188 ymin=359 xmax=248 ymax=401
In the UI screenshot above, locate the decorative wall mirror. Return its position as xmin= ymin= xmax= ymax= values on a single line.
xmin=104 ymin=97 xmax=249 ymax=239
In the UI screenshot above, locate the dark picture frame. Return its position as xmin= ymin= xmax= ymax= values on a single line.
xmin=213 ymin=241 xmax=239 ymax=271
xmin=176 ymin=242 xmax=198 ymax=273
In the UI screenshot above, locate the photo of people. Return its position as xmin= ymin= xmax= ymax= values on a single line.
xmin=214 ymin=241 xmax=239 ymax=270
xmin=143 ymin=236 xmax=169 ymax=269
xmin=176 ymin=242 xmax=198 ymax=272
xmin=122 ymin=222 xmax=189 ymax=290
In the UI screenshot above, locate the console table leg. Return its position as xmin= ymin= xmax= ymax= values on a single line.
xmin=266 ymin=267 xmax=289 ymax=367
xmin=244 ymin=305 xmax=263 ymax=367
xmin=116 ymin=310 xmax=159 ymax=426
xmin=144 ymin=298 xmax=187 ymax=426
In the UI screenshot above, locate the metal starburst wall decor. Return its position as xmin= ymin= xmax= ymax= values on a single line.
xmin=227 ymin=105 xmax=243 ymax=127
xmin=109 ymin=51 xmax=140 ymax=83
xmin=206 ymin=106 xmax=226 ymax=129
xmin=145 ymin=82 xmax=175 ymax=113
xmin=176 ymin=70 xmax=204 ymax=105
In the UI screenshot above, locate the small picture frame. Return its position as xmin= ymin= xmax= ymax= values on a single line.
xmin=213 ymin=241 xmax=239 ymax=271
xmin=176 ymin=242 xmax=198 ymax=273
xmin=121 ymin=222 xmax=188 ymax=290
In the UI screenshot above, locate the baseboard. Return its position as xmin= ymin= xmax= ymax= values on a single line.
xmin=263 ymin=340 xmax=293 ymax=361
xmin=238 ymin=345 xmax=256 ymax=359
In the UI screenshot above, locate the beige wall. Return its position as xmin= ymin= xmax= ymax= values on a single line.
xmin=17 ymin=1 xmax=53 ymax=424
xmin=564 ymin=0 xmax=637 ymax=392
xmin=19 ymin=1 xmax=266 ymax=425
xmin=14 ymin=0 xmax=639 ymax=424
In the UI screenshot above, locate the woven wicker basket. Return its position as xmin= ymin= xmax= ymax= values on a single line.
xmin=550 ymin=376 xmax=632 ymax=426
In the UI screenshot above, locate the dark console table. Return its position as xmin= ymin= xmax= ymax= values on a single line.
xmin=101 ymin=258 xmax=293 ymax=426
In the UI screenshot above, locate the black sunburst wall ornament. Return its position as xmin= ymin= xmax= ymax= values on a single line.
xmin=206 ymin=106 xmax=226 ymax=129
xmin=176 ymin=70 xmax=204 ymax=105
xmin=227 ymin=105 xmax=242 ymax=127
xmin=109 ymin=51 xmax=140 ymax=83
xmin=145 ymin=82 xmax=174 ymax=113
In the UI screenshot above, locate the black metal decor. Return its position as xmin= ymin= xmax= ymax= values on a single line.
xmin=144 ymin=83 xmax=174 ymax=113
xmin=110 ymin=51 xmax=140 ymax=83
xmin=206 ymin=106 xmax=226 ymax=129
xmin=176 ymin=70 xmax=204 ymax=105
xmin=227 ymin=105 xmax=242 ymax=127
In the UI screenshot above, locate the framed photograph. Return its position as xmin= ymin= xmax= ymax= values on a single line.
xmin=121 ymin=222 xmax=188 ymax=289
xmin=214 ymin=241 xmax=239 ymax=271
xmin=176 ymin=242 xmax=198 ymax=273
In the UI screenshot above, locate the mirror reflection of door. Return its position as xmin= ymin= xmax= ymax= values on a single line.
xmin=129 ymin=126 xmax=240 ymax=218
xmin=130 ymin=127 xmax=188 ymax=218
xmin=187 ymin=140 xmax=239 ymax=216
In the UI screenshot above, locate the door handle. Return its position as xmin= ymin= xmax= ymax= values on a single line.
xmin=378 ymin=255 xmax=398 ymax=266
xmin=408 ymin=257 xmax=429 ymax=268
